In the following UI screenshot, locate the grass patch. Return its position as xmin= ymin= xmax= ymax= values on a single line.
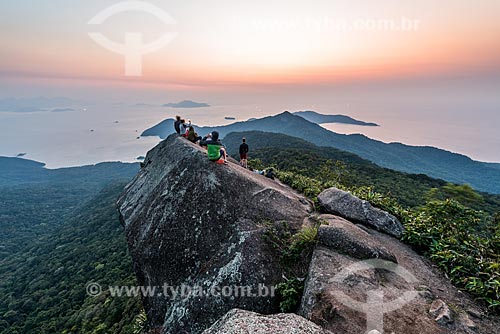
xmin=262 ymin=220 xmax=320 ymax=313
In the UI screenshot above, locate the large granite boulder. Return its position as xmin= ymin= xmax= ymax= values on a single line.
xmin=300 ymin=217 xmax=498 ymax=334
xmin=317 ymin=187 xmax=404 ymax=237
xmin=317 ymin=215 xmax=397 ymax=263
xmin=202 ymin=309 xmax=332 ymax=334
xmin=117 ymin=134 xmax=312 ymax=334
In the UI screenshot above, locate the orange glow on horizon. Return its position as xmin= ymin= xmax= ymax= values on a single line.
xmin=2 ymin=0 xmax=499 ymax=88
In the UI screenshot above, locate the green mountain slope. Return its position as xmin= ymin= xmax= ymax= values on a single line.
xmin=0 ymin=158 xmax=142 ymax=334
xmin=222 ymin=131 xmax=500 ymax=212
xmin=0 ymin=158 xmax=139 ymax=255
xmin=0 ymin=157 xmax=139 ymax=187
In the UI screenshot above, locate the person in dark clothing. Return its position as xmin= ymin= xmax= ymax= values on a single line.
xmin=265 ymin=168 xmax=275 ymax=180
xmin=174 ymin=115 xmax=181 ymax=134
xmin=239 ymin=138 xmax=249 ymax=168
xmin=199 ymin=132 xmax=212 ymax=148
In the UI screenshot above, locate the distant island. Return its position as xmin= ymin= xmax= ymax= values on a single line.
xmin=51 ymin=108 xmax=75 ymax=113
xmin=293 ymin=111 xmax=379 ymax=126
xmin=0 ymin=97 xmax=79 ymax=113
xmin=134 ymin=103 xmax=156 ymax=107
xmin=162 ymin=100 xmax=210 ymax=108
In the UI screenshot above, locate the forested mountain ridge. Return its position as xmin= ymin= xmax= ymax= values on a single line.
xmin=293 ymin=110 xmax=378 ymax=126
xmin=0 ymin=157 xmax=139 ymax=255
xmin=222 ymin=131 xmax=500 ymax=212
xmin=0 ymin=158 xmax=141 ymax=334
xmin=141 ymin=112 xmax=500 ymax=193
xmin=0 ymin=157 xmax=138 ymax=187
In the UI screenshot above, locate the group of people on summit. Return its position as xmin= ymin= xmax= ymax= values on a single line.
xmin=174 ymin=115 xmax=249 ymax=168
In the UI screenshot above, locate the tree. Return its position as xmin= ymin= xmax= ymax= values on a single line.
xmin=318 ymin=160 xmax=348 ymax=185
xmin=426 ymin=183 xmax=484 ymax=208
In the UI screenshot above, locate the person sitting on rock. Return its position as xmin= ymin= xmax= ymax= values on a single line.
xmin=265 ymin=168 xmax=275 ymax=180
xmin=252 ymin=168 xmax=265 ymax=175
xmin=187 ymin=126 xmax=202 ymax=143
xmin=207 ymin=131 xmax=227 ymax=164
xmin=179 ymin=119 xmax=191 ymax=137
xmin=174 ymin=115 xmax=181 ymax=135
xmin=199 ymin=132 xmax=212 ymax=148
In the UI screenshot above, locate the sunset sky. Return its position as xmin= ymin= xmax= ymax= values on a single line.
xmin=1 ymin=0 xmax=500 ymax=165
xmin=1 ymin=0 xmax=500 ymax=88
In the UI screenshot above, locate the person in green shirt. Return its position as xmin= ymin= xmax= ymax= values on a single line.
xmin=207 ymin=131 xmax=227 ymax=164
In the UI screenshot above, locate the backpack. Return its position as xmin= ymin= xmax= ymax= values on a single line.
xmin=207 ymin=143 xmax=222 ymax=161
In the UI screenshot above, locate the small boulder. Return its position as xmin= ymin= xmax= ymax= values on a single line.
xmin=429 ymin=299 xmax=454 ymax=326
xmin=202 ymin=309 xmax=333 ymax=334
xmin=318 ymin=188 xmax=404 ymax=237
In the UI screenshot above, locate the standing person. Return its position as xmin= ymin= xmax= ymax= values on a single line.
xmin=239 ymin=138 xmax=249 ymax=168
xmin=174 ymin=115 xmax=181 ymax=135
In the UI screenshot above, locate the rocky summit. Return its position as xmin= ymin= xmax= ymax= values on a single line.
xmin=117 ymin=134 xmax=312 ymax=333
xmin=118 ymin=135 xmax=499 ymax=334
